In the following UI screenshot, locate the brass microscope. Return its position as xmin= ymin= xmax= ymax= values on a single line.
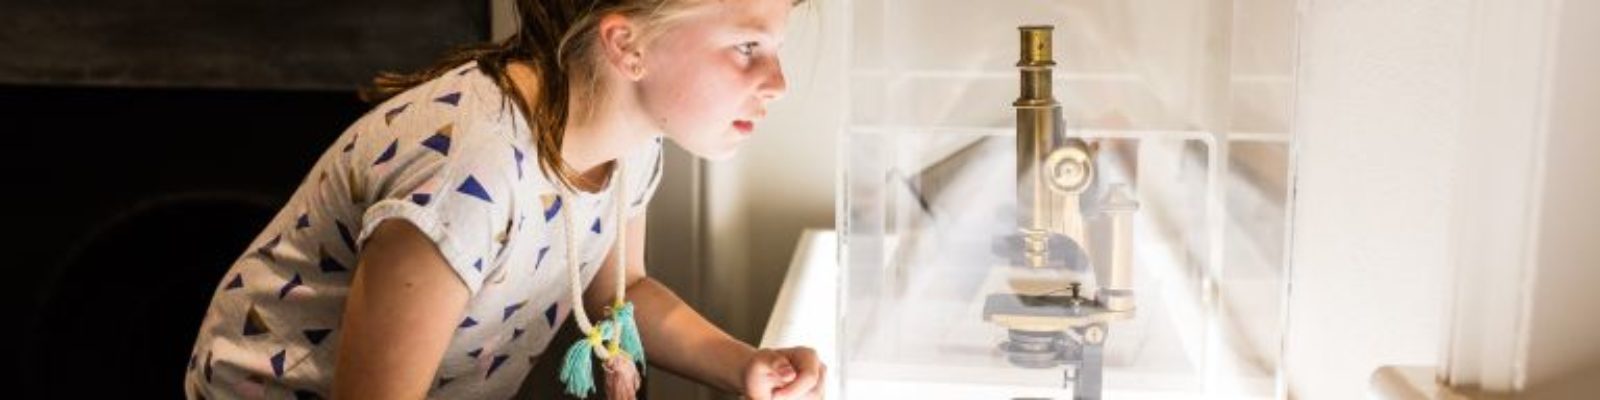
xmin=981 ymin=25 xmax=1141 ymax=400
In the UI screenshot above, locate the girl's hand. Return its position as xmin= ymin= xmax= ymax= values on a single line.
xmin=603 ymin=353 xmax=643 ymax=400
xmin=741 ymin=347 xmax=825 ymax=400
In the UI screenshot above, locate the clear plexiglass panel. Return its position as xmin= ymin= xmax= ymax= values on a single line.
xmin=838 ymin=0 xmax=1296 ymax=398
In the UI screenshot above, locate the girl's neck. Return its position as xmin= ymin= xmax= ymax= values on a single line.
xmin=506 ymin=61 xmax=656 ymax=193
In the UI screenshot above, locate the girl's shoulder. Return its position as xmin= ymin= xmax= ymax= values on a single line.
xmin=336 ymin=61 xmax=550 ymax=214
xmin=338 ymin=62 xmax=546 ymax=295
xmin=354 ymin=61 xmax=535 ymax=169
xmin=373 ymin=62 xmax=519 ymax=126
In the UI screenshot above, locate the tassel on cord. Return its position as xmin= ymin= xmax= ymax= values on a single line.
xmin=559 ymin=329 xmax=603 ymax=398
xmin=559 ymin=161 xmax=648 ymax=398
xmin=616 ymin=302 xmax=646 ymax=369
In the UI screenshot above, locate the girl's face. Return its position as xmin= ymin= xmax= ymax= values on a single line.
xmin=634 ymin=0 xmax=792 ymax=160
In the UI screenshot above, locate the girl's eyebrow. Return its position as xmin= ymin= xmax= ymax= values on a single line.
xmin=729 ymin=21 xmax=784 ymax=46
xmin=731 ymin=12 xmax=784 ymax=36
xmin=734 ymin=18 xmax=772 ymax=33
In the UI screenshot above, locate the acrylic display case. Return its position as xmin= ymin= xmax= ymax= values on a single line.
xmin=837 ymin=0 xmax=1298 ymax=398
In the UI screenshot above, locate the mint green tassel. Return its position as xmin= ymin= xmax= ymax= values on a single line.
xmin=558 ymin=335 xmax=597 ymax=398
xmin=616 ymin=302 xmax=646 ymax=368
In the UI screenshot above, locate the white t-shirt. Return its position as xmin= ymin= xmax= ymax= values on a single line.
xmin=185 ymin=61 xmax=663 ymax=400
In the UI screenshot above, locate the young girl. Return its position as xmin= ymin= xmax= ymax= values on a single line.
xmin=184 ymin=0 xmax=824 ymax=398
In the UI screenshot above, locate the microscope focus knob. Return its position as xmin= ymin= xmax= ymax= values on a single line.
xmin=1045 ymin=145 xmax=1093 ymax=193
xmin=1083 ymin=325 xmax=1106 ymax=345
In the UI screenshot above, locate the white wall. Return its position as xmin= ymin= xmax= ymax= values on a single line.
xmin=1283 ymin=0 xmax=1469 ymax=398
xmin=1288 ymin=0 xmax=1600 ymax=397
xmin=1525 ymin=0 xmax=1600 ymax=389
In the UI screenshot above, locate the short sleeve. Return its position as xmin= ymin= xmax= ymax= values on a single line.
xmin=353 ymin=119 xmax=518 ymax=296
xmin=624 ymin=137 xmax=665 ymax=218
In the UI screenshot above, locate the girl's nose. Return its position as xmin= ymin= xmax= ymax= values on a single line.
xmin=758 ymin=58 xmax=788 ymax=102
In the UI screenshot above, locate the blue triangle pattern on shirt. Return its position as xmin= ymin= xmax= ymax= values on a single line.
xmin=271 ymin=349 xmax=287 ymax=378
xmin=342 ymin=134 xmax=357 ymax=153
xmin=459 ymin=316 xmax=478 ymax=329
xmin=513 ymin=328 xmax=525 ymax=340
xmin=513 ymin=147 xmax=525 ymax=180
xmin=591 ymin=217 xmax=602 ymax=234
xmin=535 ymin=246 xmax=550 ymax=269
xmin=225 ymin=274 xmax=244 ymax=290
xmin=496 ymin=235 xmax=510 ymax=259
xmin=257 ymin=234 xmax=281 ymax=261
xmin=303 ymin=328 xmax=332 ymax=346
xmin=335 ymin=221 xmax=356 ymax=254
xmin=384 ymin=103 xmax=409 ymax=125
xmin=422 ymin=132 xmax=451 ymax=155
xmin=544 ymin=196 xmax=562 ymax=221
xmin=467 ymin=348 xmax=483 ymax=358
xmin=435 ymin=92 xmax=462 ymax=106
xmin=296 ymin=213 xmax=310 ymax=229
xmin=544 ymin=303 xmax=558 ymax=327
xmin=373 ymin=139 xmax=398 ymax=166
xmin=473 ymin=258 xmax=483 ymax=271
xmin=278 ymin=273 xmax=303 ymax=299
xmin=503 ymin=301 xmax=526 ymax=321
xmin=204 ymin=351 xmax=214 ymax=383
xmin=319 ymin=253 xmax=347 ymax=273
xmin=486 ymin=354 xmax=510 ymax=378
xmin=457 ymin=175 xmax=494 ymax=203
xmin=243 ymin=306 xmax=270 ymax=336
xmin=410 ymin=193 xmax=432 ymax=206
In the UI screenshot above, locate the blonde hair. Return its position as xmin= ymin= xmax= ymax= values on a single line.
xmin=360 ymin=0 xmax=710 ymax=190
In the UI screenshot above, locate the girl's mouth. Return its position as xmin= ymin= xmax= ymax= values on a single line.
xmin=732 ymin=120 xmax=755 ymax=134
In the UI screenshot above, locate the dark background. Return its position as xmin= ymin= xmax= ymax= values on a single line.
xmin=0 ymin=0 xmax=486 ymax=90
xmin=1 ymin=0 xmax=486 ymax=397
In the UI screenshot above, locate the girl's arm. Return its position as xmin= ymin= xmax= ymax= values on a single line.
xmin=333 ymin=220 xmax=470 ymax=400
xmin=585 ymin=214 xmax=824 ymax=399
xmin=584 ymin=213 xmax=748 ymax=391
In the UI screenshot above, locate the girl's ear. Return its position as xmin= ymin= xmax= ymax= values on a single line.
xmin=597 ymin=13 xmax=647 ymax=81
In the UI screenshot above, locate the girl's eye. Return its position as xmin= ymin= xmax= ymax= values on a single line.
xmin=735 ymin=42 xmax=759 ymax=56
